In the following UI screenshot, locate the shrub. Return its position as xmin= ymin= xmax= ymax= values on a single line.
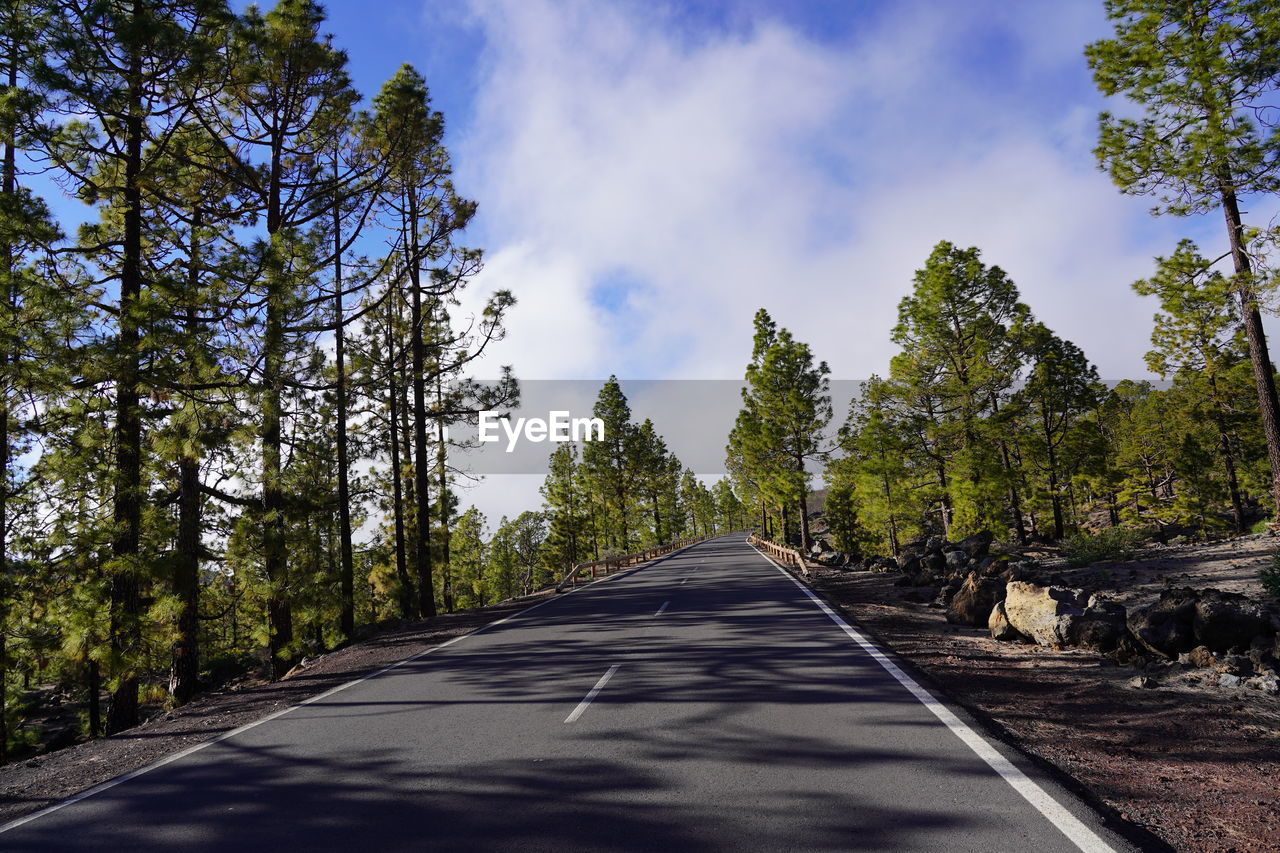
xmin=1063 ymin=527 xmax=1148 ymax=568
xmin=1262 ymin=553 xmax=1280 ymax=600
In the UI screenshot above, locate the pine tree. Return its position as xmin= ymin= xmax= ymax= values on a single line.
xmin=1133 ymin=240 xmax=1257 ymax=532
xmin=210 ymin=0 xmax=359 ymax=678
xmin=738 ymin=309 xmax=831 ymax=550
xmin=581 ymin=377 xmax=636 ymax=553
xmin=890 ymin=241 xmax=1030 ymax=537
xmin=41 ymin=0 xmax=231 ymax=731
xmin=542 ymin=443 xmax=586 ymax=575
xmin=1088 ymin=0 xmax=1280 ymax=519
xmin=1014 ymin=323 xmax=1103 ymax=540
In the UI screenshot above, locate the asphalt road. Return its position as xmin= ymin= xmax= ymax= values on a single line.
xmin=1 ymin=535 xmax=1137 ymax=852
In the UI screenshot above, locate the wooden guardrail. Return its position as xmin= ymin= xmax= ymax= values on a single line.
xmin=553 ymin=534 xmax=721 ymax=593
xmin=746 ymin=534 xmax=810 ymax=577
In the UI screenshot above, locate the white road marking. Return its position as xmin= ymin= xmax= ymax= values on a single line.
xmin=654 ymin=601 xmax=670 ymax=616
xmin=745 ymin=539 xmax=1116 ymax=853
xmin=0 ymin=537 xmax=705 ymax=836
xmin=564 ymin=665 xmax=621 ymax=723
xmin=0 ymin=542 xmax=710 ymax=837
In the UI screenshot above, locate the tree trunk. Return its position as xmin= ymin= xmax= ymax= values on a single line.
xmin=405 ymin=189 xmax=434 ymax=619
xmin=990 ymin=395 xmax=1027 ymax=544
xmin=797 ymin=475 xmax=812 ymax=552
xmin=170 ymin=214 xmax=203 ymax=706
xmin=386 ymin=293 xmax=412 ymax=619
xmin=171 ymin=453 xmax=200 ymax=704
xmin=262 ymin=133 xmax=293 ymax=680
xmin=87 ymin=659 xmax=101 ymax=738
xmin=1215 ymin=413 xmax=1245 ymax=534
xmin=435 ymin=369 xmax=452 ymax=612
xmin=1221 ymin=184 xmax=1280 ymax=522
xmin=106 ymin=42 xmax=146 ymax=735
xmin=333 ymin=163 xmax=355 ymax=640
xmin=0 ymin=26 xmax=14 ymax=763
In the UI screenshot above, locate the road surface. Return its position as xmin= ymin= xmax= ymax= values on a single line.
xmin=1 ymin=535 xmax=1136 ymax=851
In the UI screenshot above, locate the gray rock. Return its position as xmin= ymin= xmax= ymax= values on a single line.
xmin=944 ymin=549 xmax=970 ymax=574
xmin=1218 ymin=673 xmax=1243 ymax=689
xmin=925 ymin=536 xmax=945 ymax=554
xmin=1073 ymin=596 xmax=1127 ymax=652
xmin=1127 ymin=675 xmax=1157 ymax=689
xmin=1003 ymin=581 xmax=1085 ymax=647
xmin=1214 ymin=653 xmax=1253 ymax=677
xmin=1192 ymin=590 xmax=1274 ymax=653
xmin=1246 ymin=675 xmax=1280 ymax=696
xmin=1127 ymin=588 xmax=1199 ymax=658
xmin=945 ymin=573 xmax=1006 ymax=627
xmin=934 ymin=576 xmax=964 ymax=608
xmin=988 ymin=600 xmax=1023 ymax=641
xmin=956 ymin=530 xmax=995 ymax=559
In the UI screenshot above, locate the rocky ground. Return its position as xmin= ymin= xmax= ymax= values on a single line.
xmin=802 ymin=533 xmax=1280 ymax=853
xmin=0 ymin=592 xmax=552 ymax=825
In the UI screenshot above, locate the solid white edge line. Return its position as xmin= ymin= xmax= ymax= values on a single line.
xmin=563 ymin=664 xmax=621 ymax=723
xmin=654 ymin=601 xmax=670 ymax=616
xmin=745 ymin=539 xmax=1116 ymax=853
xmin=0 ymin=541 xmax=715 ymax=837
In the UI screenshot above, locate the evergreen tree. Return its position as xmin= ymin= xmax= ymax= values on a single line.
xmin=581 ymin=377 xmax=636 ymax=553
xmin=736 ymin=309 xmax=831 ymax=549
xmin=1015 ymin=323 xmax=1103 ymax=540
xmin=1088 ymin=0 xmax=1280 ymax=519
xmin=889 ymin=241 xmax=1030 ymax=537
xmin=1134 ymin=240 xmax=1258 ymax=532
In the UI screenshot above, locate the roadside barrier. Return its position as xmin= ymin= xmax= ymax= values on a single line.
xmin=553 ymin=533 xmax=725 ymax=592
xmin=746 ymin=534 xmax=810 ymax=577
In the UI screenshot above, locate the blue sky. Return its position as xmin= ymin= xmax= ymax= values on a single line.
xmin=42 ymin=0 xmax=1257 ymax=384
xmin=36 ymin=0 xmax=1279 ymax=521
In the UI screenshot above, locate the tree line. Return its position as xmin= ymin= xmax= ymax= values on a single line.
xmin=0 ymin=0 xmax=522 ymax=759
xmin=731 ymin=1 xmax=1280 ymax=561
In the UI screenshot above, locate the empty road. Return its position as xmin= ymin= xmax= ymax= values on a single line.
xmin=1 ymin=536 xmax=1135 ymax=851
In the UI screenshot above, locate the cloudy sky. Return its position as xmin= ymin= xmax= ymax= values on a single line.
xmin=291 ymin=0 xmax=1279 ymax=523
xmin=46 ymin=0 xmax=1277 ymax=525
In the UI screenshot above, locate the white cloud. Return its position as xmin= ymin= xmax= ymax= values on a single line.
xmin=432 ymin=0 xmax=1280 ymax=523
xmin=447 ymin=0 xmax=1214 ymax=389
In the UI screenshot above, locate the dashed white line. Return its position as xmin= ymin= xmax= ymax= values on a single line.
xmin=654 ymin=601 xmax=670 ymax=616
xmin=564 ymin=665 xmax=621 ymax=723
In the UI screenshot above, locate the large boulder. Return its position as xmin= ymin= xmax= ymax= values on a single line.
xmin=1002 ymin=581 xmax=1085 ymax=647
xmin=988 ymin=600 xmax=1024 ymax=641
xmin=1127 ymin=588 xmax=1199 ymax=658
xmin=1192 ymin=590 xmax=1275 ymax=653
xmin=1072 ymin=596 xmax=1127 ymax=652
xmin=956 ymin=530 xmax=995 ymax=560
xmin=946 ymin=572 xmax=1006 ymax=626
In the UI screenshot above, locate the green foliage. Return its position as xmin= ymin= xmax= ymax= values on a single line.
xmin=889 ymin=241 xmax=1030 ymax=537
xmin=728 ymin=309 xmax=830 ymax=547
xmin=1063 ymin=527 xmax=1149 ymax=568
xmin=1087 ymin=0 xmax=1280 ymax=216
